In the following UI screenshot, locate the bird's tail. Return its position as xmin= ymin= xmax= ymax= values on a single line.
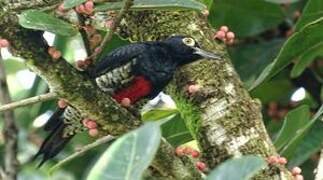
xmin=33 ymin=108 xmax=73 ymax=168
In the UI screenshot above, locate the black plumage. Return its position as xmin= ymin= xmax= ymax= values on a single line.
xmin=34 ymin=35 xmax=221 ymax=167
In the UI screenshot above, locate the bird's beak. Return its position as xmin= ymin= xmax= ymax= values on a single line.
xmin=193 ymin=47 xmax=221 ymax=60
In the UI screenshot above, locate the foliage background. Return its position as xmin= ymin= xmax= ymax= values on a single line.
xmin=0 ymin=0 xmax=322 ymax=179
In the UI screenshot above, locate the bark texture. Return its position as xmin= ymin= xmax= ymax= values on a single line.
xmin=0 ymin=3 xmax=201 ymax=180
xmin=0 ymin=1 xmax=294 ymax=179
xmin=115 ymin=10 xmax=293 ymax=179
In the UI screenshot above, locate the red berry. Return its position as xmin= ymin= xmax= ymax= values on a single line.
xmin=52 ymin=50 xmax=62 ymax=60
xmin=220 ymin=26 xmax=229 ymax=33
xmin=195 ymin=161 xmax=206 ymax=171
xmin=191 ymin=150 xmax=200 ymax=158
xmin=76 ymin=60 xmax=87 ymax=69
xmin=188 ymin=84 xmax=200 ymax=94
xmin=267 ymin=156 xmax=279 ymax=164
xmin=84 ymin=59 xmax=92 ymax=66
xmin=82 ymin=118 xmax=91 ymax=127
xmin=294 ymin=175 xmax=303 ymax=180
xmin=105 ymin=20 xmax=114 ymax=29
xmin=86 ymin=120 xmax=97 ymax=129
xmin=58 ymin=99 xmax=67 ymax=108
xmin=84 ymin=1 xmax=94 ymax=15
xmin=278 ymin=157 xmax=287 ymax=165
xmin=214 ymin=31 xmax=226 ymax=40
xmin=94 ymin=47 xmax=101 ymax=53
xmin=0 ymin=39 xmax=9 ymax=48
xmin=226 ymin=32 xmax=235 ymax=40
xmin=120 ymin=98 xmax=131 ymax=107
xmin=58 ymin=3 xmax=66 ymax=12
xmin=175 ymin=147 xmax=185 ymax=156
xmin=89 ymin=128 xmax=99 ymax=137
xmin=291 ymin=167 xmax=302 ymax=175
xmin=78 ymin=4 xmax=85 ymax=13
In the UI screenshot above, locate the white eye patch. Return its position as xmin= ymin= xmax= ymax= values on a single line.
xmin=182 ymin=37 xmax=195 ymax=47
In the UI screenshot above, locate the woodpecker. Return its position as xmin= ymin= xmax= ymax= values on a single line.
xmin=34 ymin=35 xmax=221 ymax=166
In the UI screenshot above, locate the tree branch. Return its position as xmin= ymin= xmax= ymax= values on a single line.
xmin=315 ymin=148 xmax=323 ymax=180
xmin=50 ymin=135 xmax=115 ymax=172
xmin=89 ymin=0 xmax=133 ymax=62
xmin=0 ymin=92 xmax=57 ymax=112
xmin=0 ymin=5 xmax=201 ymax=179
xmin=114 ymin=10 xmax=294 ymax=179
xmin=0 ymin=50 xmax=19 ymax=180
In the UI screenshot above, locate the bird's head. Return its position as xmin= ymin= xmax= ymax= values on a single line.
xmin=163 ymin=35 xmax=221 ymax=65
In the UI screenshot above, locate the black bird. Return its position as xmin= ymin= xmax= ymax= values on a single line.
xmin=33 ymin=35 xmax=221 ymax=167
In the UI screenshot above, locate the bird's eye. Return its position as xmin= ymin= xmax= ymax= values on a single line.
xmin=182 ymin=38 xmax=195 ymax=47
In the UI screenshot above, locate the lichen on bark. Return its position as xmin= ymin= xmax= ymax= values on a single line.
xmin=114 ymin=10 xmax=294 ymax=179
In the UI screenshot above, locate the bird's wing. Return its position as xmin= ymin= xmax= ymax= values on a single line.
xmin=91 ymin=43 xmax=147 ymax=77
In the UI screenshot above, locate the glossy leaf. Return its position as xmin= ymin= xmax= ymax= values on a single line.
xmin=274 ymin=105 xmax=310 ymax=151
xmin=142 ymin=108 xmax=178 ymax=121
xmin=206 ymin=155 xmax=266 ymax=180
xmin=289 ymin=121 xmax=323 ymax=167
xmin=229 ymin=39 xmax=284 ymax=87
xmin=161 ymin=114 xmax=193 ymax=146
xmin=19 ymin=10 xmax=78 ymax=36
xmin=63 ymin=0 xmax=87 ymax=9
xmin=264 ymin=0 xmax=300 ymax=3
xmin=208 ymin=0 xmax=284 ymax=37
xmin=53 ymin=34 xmax=85 ymax=63
xmin=86 ymin=123 xmax=161 ymax=180
xmin=295 ymin=0 xmax=323 ymax=31
xmin=201 ymin=0 xmax=213 ymax=10
xmin=280 ymin=104 xmax=323 ymax=159
xmin=250 ymin=18 xmax=323 ymax=90
xmin=95 ymin=0 xmax=207 ymax=12
xmin=3 ymin=57 xmax=26 ymax=75
xmin=290 ymin=42 xmax=323 ymax=78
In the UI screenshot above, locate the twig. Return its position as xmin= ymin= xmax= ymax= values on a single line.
xmin=316 ymin=148 xmax=323 ymax=180
xmin=76 ymin=13 xmax=92 ymax=56
xmin=89 ymin=0 xmax=133 ymax=62
xmin=50 ymin=135 xmax=115 ymax=172
xmin=0 ymin=51 xmax=19 ymax=180
xmin=0 ymin=166 xmax=6 ymax=180
xmin=0 ymin=92 xmax=57 ymax=112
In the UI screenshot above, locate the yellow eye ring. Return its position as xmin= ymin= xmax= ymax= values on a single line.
xmin=182 ymin=38 xmax=195 ymax=47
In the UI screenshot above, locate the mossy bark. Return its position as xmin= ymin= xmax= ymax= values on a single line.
xmin=0 ymin=4 xmax=201 ymax=179
xmin=115 ymin=10 xmax=293 ymax=179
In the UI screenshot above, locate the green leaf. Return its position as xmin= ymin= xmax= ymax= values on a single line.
xmin=289 ymin=121 xmax=323 ymax=167
xmin=63 ymin=0 xmax=87 ymax=9
xmin=264 ymin=0 xmax=300 ymax=4
xmin=19 ymin=10 xmax=78 ymax=36
xmin=295 ymin=0 xmax=323 ymax=31
xmin=3 ymin=57 xmax=26 ymax=75
xmin=161 ymin=114 xmax=193 ymax=146
xmin=250 ymin=18 xmax=323 ymax=90
xmin=290 ymin=42 xmax=323 ymax=78
xmin=95 ymin=0 xmax=207 ymax=12
xmin=206 ymin=155 xmax=266 ymax=180
xmin=142 ymin=108 xmax=178 ymax=121
xmin=229 ymin=39 xmax=284 ymax=87
xmin=274 ymin=105 xmax=310 ymax=151
xmin=208 ymin=0 xmax=284 ymax=37
xmin=280 ymin=104 xmax=323 ymax=159
xmin=201 ymin=0 xmax=213 ymax=10
xmin=86 ymin=123 xmax=161 ymax=180
xmin=53 ymin=34 xmax=85 ymax=63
